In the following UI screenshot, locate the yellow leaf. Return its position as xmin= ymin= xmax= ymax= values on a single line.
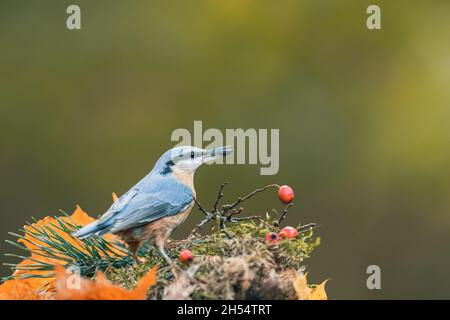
xmin=293 ymin=273 xmax=329 ymax=300
xmin=309 ymin=279 xmax=329 ymax=300
xmin=112 ymin=192 xmax=119 ymax=202
xmin=293 ymin=273 xmax=311 ymax=300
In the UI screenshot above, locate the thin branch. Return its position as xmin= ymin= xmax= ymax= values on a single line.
xmin=219 ymin=219 xmax=232 ymax=239
xmin=274 ymin=203 xmax=294 ymax=227
xmin=297 ymin=223 xmax=320 ymax=233
xmin=191 ymin=183 xmax=315 ymax=239
xmin=212 ymin=182 xmax=228 ymax=212
xmin=193 ymin=198 xmax=209 ymax=217
xmin=228 ymin=207 xmax=243 ymax=217
xmin=222 ymin=184 xmax=279 ymax=214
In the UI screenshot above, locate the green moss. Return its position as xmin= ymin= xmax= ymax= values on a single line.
xmin=105 ymin=217 xmax=320 ymax=299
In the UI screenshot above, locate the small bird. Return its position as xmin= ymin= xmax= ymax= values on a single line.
xmin=72 ymin=145 xmax=232 ymax=265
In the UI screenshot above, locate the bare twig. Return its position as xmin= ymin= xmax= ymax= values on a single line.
xmin=228 ymin=207 xmax=244 ymax=217
xmin=222 ymin=184 xmax=279 ymax=214
xmin=191 ymin=182 xmax=316 ymax=239
xmin=274 ymin=203 xmax=294 ymax=227
xmin=193 ymin=198 xmax=209 ymax=217
xmin=219 ymin=219 xmax=232 ymax=239
xmin=196 ymin=216 xmax=213 ymax=230
xmin=297 ymin=223 xmax=320 ymax=233
xmin=212 ymin=182 xmax=228 ymax=213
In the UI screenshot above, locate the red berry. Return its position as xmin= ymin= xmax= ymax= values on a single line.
xmin=179 ymin=249 xmax=193 ymax=263
xmin=279 ymin=226 xmax=299 ymax=239
xmin=278 ymin=185 xmax=295 ymax=204
xmin=265 ymin=232 xmax=281 ymax=244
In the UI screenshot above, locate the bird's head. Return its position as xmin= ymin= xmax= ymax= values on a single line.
xmin=154 ymin=145 xmax=232 ymax=175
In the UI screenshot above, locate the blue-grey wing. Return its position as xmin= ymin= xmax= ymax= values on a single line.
xmin=97 ymin=177 xmax=193 ymax=233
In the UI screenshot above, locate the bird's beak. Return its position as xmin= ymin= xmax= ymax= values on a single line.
xmin=203 ymin=146 xmax=232 ymax=162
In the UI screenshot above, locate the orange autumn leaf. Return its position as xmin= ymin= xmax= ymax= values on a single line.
xmin=11 ymin=259 xmax=58 ymax=291
xmin=18 ymin=205 xmax=122 ymax=253
xmin=0 ymin=280 xmax=42 ymax=300
xmin=9 ymin=207 xmax=92 ymax=291
xmin=71 ymin=205 xmax=97 ymax=226
xmin=8 ymin=205 xmax=126 ymax=292
xmin=54 ymin=266 xmax=157 ymax=300
xmin=18 ymin=206 xmax=94 ymax=253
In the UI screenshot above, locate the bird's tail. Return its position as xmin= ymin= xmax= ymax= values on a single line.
xmin=72 ymin=220 xmax=103 ymax=239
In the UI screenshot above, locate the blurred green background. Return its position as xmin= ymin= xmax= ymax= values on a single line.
xmin=1 ymin=0 xmax=450 ymax=299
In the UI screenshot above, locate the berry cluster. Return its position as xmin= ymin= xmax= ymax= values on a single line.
xmin=179 ymin=184 xmax=310 ymax=263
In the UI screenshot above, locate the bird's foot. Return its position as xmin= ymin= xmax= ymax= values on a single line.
xmin=133 ymin=256 xmax=146 ymax=265
xmin=131 ymin=252 xmax=146 ymax=265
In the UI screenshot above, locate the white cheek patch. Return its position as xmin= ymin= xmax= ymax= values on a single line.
xmin=173 ymin=160 xmax=196 ymax=173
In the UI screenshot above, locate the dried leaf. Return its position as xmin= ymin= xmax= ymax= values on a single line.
xmin=293 ymin=273 xmax=311 ymax=300
xmin=309 ymin=279 xmax=328 ymax=300
xmin=293 ymin=273 xmax=328 ymax=300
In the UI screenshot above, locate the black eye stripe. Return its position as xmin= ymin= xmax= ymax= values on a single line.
xmin=166 ymin=160 xmax=175 ymax=166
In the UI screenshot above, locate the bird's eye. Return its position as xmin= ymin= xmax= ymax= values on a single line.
xmin=190 ymin=151 xmax=195 ymax=159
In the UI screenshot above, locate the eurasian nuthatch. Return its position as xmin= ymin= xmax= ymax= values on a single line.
xmin=72 ymin=145 xmax=232 ymax=265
